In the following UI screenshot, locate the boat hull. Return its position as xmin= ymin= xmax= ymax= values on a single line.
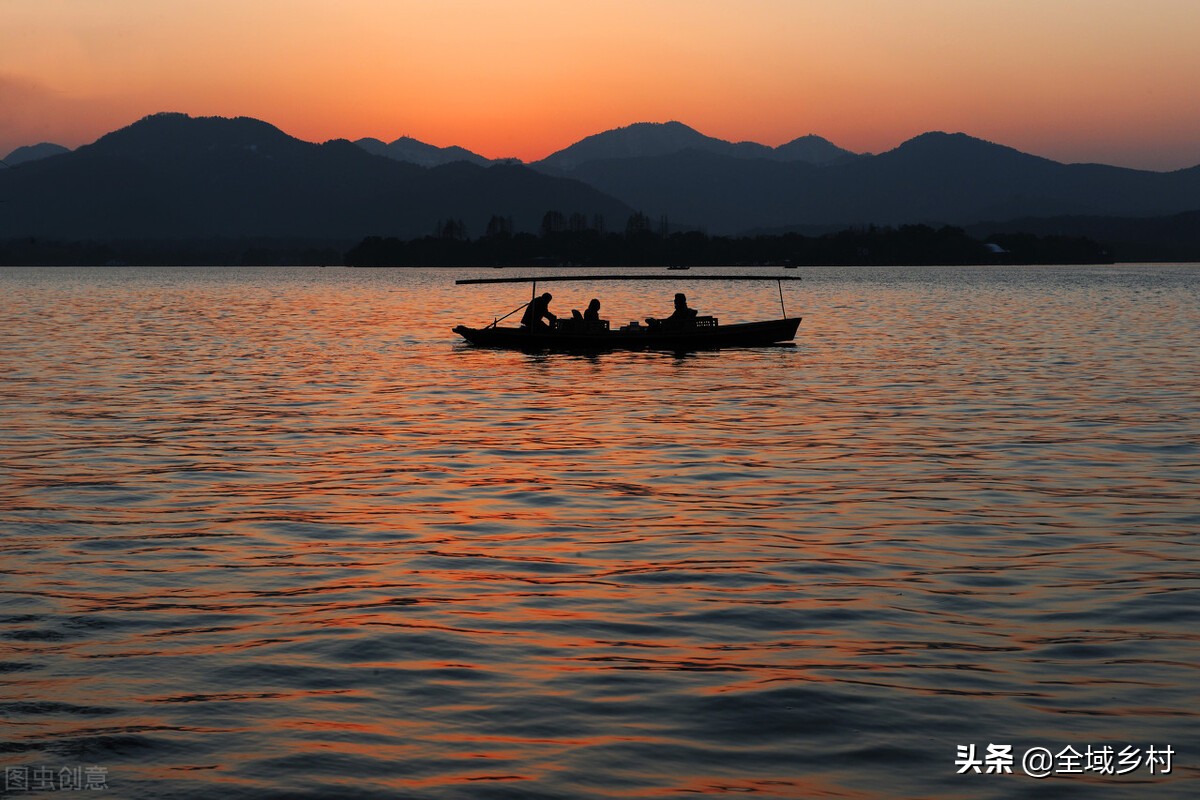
xmin=453 ymin=317 xmax=801 ymax=352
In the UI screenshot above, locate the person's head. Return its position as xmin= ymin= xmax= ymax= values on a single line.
xmin=541 ymin=292 xmax=552 ymax=303
xmin=674 ymin=292 xmax=687 ymax=309
xmin=587 ymin=298 xmax=600 ymax=311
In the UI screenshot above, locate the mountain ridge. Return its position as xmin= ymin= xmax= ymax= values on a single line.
xmin=3 ymin=113 xmax=1197 ymax=244
xmin=554 ymin=130 xmax=1200 ymax=233
xmin=7 ymin=118 xmax=1196 ymax=175
xmin=354 ymin=136 xmax=492 ymax=167
xmin=533 ymin=121 xmax=859 ymax=172
xmin=3 ymin=142 xmax=71 ymax=166
xmin=0 ymin=113 xmax=631 ymax=241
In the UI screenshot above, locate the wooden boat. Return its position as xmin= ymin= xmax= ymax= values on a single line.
xmin=453 ymin=274 xmax=803 ymax=352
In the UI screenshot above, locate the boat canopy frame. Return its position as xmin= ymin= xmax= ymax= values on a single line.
xmin=456 ymin=274 xmax=803 ymax=326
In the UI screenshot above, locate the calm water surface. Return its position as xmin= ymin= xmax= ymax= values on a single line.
xmin=1 ymin=265 xmax=1197 ymax=799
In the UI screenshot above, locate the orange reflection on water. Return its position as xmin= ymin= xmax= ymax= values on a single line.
xmin=3 ymin=266 xmax=1198 ymax=798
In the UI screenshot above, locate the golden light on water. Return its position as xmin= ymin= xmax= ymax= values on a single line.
xmin=1 ymin=266 xmax=1197 ymax=797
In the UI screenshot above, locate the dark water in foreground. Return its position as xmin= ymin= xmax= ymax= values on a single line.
xmin=1 ymin=265 xmax=1197 ymax=799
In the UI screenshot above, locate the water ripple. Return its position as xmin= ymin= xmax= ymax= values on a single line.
xmin=1 ymin=265 xmax=1198 ymax=799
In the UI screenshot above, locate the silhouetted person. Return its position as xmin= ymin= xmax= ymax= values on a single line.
xmin=521 ymin=292 xmax=556 ymax=331
xmin=650 ymin=292 xmax=698 ymax=329
xmin=570 ymin=298 xmax=602 ymax=330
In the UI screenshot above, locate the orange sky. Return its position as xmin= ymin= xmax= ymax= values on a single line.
xmin=2 ymin=0 xmax=1199 ymax=170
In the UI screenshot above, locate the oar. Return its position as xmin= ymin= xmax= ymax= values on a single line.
xmin=488 ymin=300 xmax=532 ymax=329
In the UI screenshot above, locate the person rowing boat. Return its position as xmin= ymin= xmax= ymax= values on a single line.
xmin=520 ymin=292 xmax=556 ymax=331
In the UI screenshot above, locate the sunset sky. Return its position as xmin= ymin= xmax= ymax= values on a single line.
xmin=2 ymin=0 xmax=1198 ymax=170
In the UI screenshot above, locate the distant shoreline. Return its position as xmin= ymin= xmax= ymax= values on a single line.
xmin=5 ymin=210 xmax=1200 ymax=267
xmin=0 ymin=225 xmax=1121 ymax=268
xmin=343 ymin=224 xmax=1114 ymax=268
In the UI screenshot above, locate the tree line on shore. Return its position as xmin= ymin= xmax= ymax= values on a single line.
xmin=0 ymin=212 xmax=1113 ymax=267
xmin=345 ymin=212 xmax=1112 ymax=267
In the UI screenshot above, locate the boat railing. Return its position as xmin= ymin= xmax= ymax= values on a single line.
xmin=646 ymin=315 xmax=720 ymax=331
xmin=553 ymin=318 xmax=611 ymax=333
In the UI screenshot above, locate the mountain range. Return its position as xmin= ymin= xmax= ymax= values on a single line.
xmin=0 ymin=113 xmax=628 ymax=241
xmin=2 ymin=113 xmax=1198 ymax=245
xmin=535 ymin=129 xmax=1200 ymax=233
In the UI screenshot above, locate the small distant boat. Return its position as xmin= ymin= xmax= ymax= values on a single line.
xmin=667 ymin=265 xmax=690 ymax=270
xmin=452 ymin=274 xmax=802 ymax=352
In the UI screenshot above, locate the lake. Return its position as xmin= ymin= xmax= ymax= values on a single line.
xmin=1 ymin=264 xmax=1197 ymax=799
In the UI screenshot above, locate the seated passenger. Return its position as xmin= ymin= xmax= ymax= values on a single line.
xmin=648 ymin=292 xmax=698 ymax=329
xmin=569 ymin=298 xmax=603 ymax=329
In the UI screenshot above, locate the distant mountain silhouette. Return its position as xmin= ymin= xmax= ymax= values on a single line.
xmin=814 ymin=132 xmax=1200 ymax=227
xmin=0 ymin=113 xmax=629 ymax=241
xmin=354 ymin=136 xmax=491 ymax=167
xmin=534 ymin=121 xmax=858 ymax=172
xmin=774 ymin=134 xmax=862 ymax=165
xmin=3 ymin=142 xmax=71 ymax=166
xmin=549 ymin=131 xmax=1200 ymax=233
xmin=5 ymin=115 xmax=1197 ymax=250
